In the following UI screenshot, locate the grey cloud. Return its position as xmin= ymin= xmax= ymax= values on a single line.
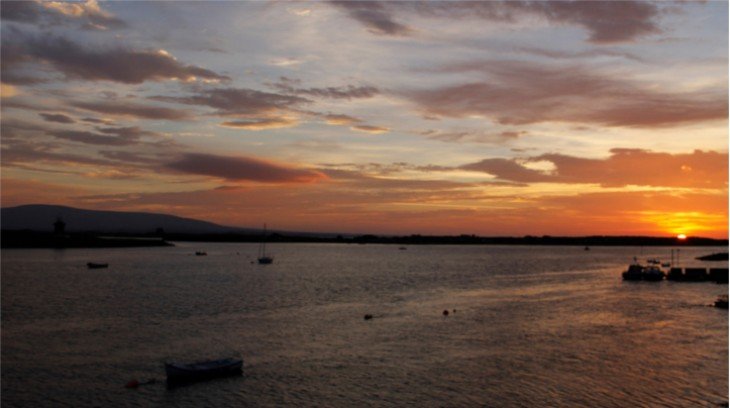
xmin=39 ymin=112 xmax=75 ymax=124
xmin=461 ymin=158 xmax=553 ymax=183
xmin=515 ymin=46 xmax=644 ymax=62
xmin=331 ymin=1 xmax=663 ymax=43
xmin=98 ymin=150 xmax=162 ymax=164
xmin=154 ymin=87 xmax=309 ymax=116
xmin=166 ymin=153 xmax=327 ymax=183
xmin=0 ymin=1 xmax=45 ymax=23
xmin=1 ymin=140 xmax=110 ymax=168
xmin=96 ymin=126 xmax=161 ymax=139
xmin=532 ymin=1 xmax=660 ymax=44
xmin=329 ymin=1 xmax=412 ymax=36
xmin=272 ymin=77 xmax=379 ymax=100
xmin=0 ymin=0 xmax=127 ymax=30
xmin=406 ymin=60 xmax=727 ymax=127
xmin=420 ymin=129 xmax=526 ymax=144
xmin=46 ymin=125 xmax=168 ymax=147
xmin=72 ymin=101 xmax=192 ymax=120
xmin=0 ymin=71 xmax=47 ymax=85
xmin=2 ymin=33 xmax=229 ymax=84
xmin=48 ymin=130 xmax=139 ymax=146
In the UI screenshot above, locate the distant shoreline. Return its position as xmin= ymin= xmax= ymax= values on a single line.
xmin=2 ymin=229 xmax=726 ymax=248
xmin=1 ymin=230 xmax=173 ymax=249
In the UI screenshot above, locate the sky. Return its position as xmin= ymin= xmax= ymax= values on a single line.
xmin=1 ymin=0 xmax=727 ymax=238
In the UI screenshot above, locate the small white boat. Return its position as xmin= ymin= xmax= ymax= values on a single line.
xmin=622 ymin=258 xmax=664 ymax=281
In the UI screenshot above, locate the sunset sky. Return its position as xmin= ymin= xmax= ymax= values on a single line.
xmin=1 ymin=0 xmax=727 ymax=237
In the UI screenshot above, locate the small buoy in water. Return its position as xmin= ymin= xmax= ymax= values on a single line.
xmin=453 ymin=309 xmax=457 ymax=313
xmin=364 ymin=314 xmax=373 ymax=320
xmin=125 ymin=379 xmax=140 ymax=389
xmin=443 ymin=310 xmax=449 ymax=316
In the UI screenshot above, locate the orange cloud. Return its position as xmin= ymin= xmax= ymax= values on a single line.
xmin=219 ymin=117 xmax=298 ymax=130
xmin=59 ymin=166 xmax=727 ymax=238
xmin=1 ymin=83 xmax=19 ymax=98
xmin=324 ymin=114 xmax=361 ymax=126
xmin=351 ymin=124 xmax=389 ymax=134
xmin=463 ymin=149 xmax=728 ymax=188
xmin=1 ymin=178 xmax=92 ymax=208
xmin=7 ymin=142 xmax=722 ymax=237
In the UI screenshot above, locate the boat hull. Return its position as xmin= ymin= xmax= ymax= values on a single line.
xmin=87 ymin=263 xmax=108 ymax=269
xmin=165 ymin=358 xmax=243 ymax=384
xmin=622 ymin=264 xmax=665 ymax=281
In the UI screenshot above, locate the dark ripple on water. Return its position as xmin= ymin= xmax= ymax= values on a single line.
xmin=2 ymin=244 xmax=727 ymax=407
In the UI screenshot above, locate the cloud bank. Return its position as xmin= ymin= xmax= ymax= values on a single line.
xmin=2 ymin=32 xmax=229 ymax=84
xmin=331 ymin=1 xmax=662 ymax=43
xmin=462 ymin=149 xmax=728 ymax=188
xmin=167 ymin=153 xmax=327 ymax=183
xmin=407 ymin=60 xmax=727 ymax=127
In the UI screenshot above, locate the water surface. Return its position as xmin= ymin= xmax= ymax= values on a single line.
xmin=2 ymin=244 xmax=727 ymax=406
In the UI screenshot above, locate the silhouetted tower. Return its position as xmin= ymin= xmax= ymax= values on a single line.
xmin=53 ymin=217 xmax=66 ymax=235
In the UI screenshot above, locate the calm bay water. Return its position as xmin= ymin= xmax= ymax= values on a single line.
xmin=2 ymin=243 xmax=728 ymax=407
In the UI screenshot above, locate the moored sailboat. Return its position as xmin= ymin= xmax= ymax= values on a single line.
xmin=258 ymin=224 xmax=273 ymax=264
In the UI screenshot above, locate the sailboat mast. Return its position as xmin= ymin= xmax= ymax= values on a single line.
xmin=261 ymin=223 xmax=267 ymax=257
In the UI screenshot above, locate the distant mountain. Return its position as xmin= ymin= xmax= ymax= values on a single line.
xmin=0 ymin=204 xmax=251 ymax=234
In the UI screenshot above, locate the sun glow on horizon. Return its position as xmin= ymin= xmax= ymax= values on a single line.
xmin=677 ymin=233 xmax=687 ymax=240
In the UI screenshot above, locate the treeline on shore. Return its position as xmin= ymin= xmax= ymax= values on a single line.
xmin=2 ymin=229 xmax=726 ymax=248
xmin=162 ymin=232 xmax=726 ymax=246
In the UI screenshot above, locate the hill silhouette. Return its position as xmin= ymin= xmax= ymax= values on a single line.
xmin=1 ymin=204 xmax=248 ymax=234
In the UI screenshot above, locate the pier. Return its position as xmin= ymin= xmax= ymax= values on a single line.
xmin=665 ymin=267 xmax=728 ymax=283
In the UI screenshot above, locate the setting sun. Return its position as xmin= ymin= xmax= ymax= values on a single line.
xmin=677 ymin=234 xmax=687 ymax=240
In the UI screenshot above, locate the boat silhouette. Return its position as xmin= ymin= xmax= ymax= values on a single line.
xmin=165 ymin=357 xmax=243 ymax=385
xmin=258 ymin=224 xmax=273 ymax=264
